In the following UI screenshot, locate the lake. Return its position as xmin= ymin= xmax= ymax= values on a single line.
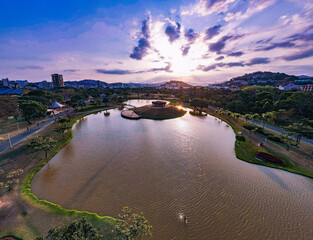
xmin=32 ymin=99 xmax=313 ymax=239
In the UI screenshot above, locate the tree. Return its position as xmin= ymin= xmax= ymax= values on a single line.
xmin=28 ymin=136 xmax=56 ymax=158
xmin=55 ymin=123 xmax=72 ymax=139
xmin=0 ymin=96 xmax=19 ymax=119
xmin=244 ymin=114 xmax=251 ymax=123
xmin=19 ymin=100 xmax=47 ymax=124
xmin=35 ymin=218 xmax=102 ymax=240
xmin=285 ymin=123 xmax=313 ymax=143
xmin=102 ymin=96 xmax=109 ymax=106
xmin=113 ymin=207 xmax=152 ymax=240
xmin=280 ymin=134 xmax=298 ymax=150
xmin=77 ymin=99 xmax=86 ymax=110
xmin=190 ymin=98 xmax=208 ymax=114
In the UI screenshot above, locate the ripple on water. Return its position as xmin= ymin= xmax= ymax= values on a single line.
xmin=31 ymin=100 xmax=313 ymax=240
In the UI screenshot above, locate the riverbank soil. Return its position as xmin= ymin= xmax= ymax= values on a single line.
xmin=134 ymin=105 xmax=186 ymax=120
xmin=204 ymin=107 xmax=313 ymax=177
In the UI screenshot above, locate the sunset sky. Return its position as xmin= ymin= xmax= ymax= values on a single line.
xmin=1 ymin=0 xmax=313 ymax=84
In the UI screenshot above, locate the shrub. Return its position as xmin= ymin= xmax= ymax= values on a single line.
xmin=58 ymin=117 xmax=70 ymax=123
xmin=236 ymin=135 xmax=246 ymax=142
xmin=243 ymin=123 xmax=256 ymax=130
xmin=268 ymin=136 xmax=282 ymax=143
xmin=243 ymin=124 xmax=273 ymax=137
xmin=256 ymin=152 xmax=283 ymax=164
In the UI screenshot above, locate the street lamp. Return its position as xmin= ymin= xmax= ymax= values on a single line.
xmin=7 ymin=134 xmax=12 ymax=148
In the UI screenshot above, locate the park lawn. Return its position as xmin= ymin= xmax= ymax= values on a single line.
xmin=204 ymin=107 xmax=313 ymax=178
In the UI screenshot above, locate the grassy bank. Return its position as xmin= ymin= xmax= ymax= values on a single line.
xmin=17 ymin=108 xmax=116 ymax=238
xmin=204 ymin=107 xmax=313 ymax=178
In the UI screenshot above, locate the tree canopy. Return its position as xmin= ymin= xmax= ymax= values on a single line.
xmin=19 ymin=100 xmax=47 ymax=124
xmin=35 ymin=218 xmax=102 ymax=240
xmin=28 ymin=136 xmax=56 ymax=158
xmin=113 ymin=207 xmax=152 ymax=240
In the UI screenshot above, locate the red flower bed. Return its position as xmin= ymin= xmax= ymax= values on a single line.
xmin=256 ymin=152 xmax=283 ymax=164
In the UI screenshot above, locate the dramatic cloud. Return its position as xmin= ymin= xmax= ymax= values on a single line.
xmin=182 ymin=29 xmax=199 ymax=56
xmin=209 ymin=35 xmax=242 ymax=52
xmin=256 ymin=37 xmax=273 ymax=44
xmin=227 ymin=51 xmax=244 ymax=57
xmin=130 ymin=38 xmax=150 ymax=60
xmin=198 ymin=57 xmax=270 ymax=71
xmin=16 ymin=65 xmax=44 ymax=70
xmin=205 ymin=25 xmax=221 ymax=40
xmin=198 ymin=61 xmax=245 ymax=71
xmin=257 ymin=41 xmax=295 ymax=51
xmin=64 ymin=69 xmax=79 ymax=73
xmin=130 ymin=16 xmax=151 ymax=60
xmin=281 ymin=48 xmax=313 ymax=61
xmin=215 ymin=56 xmax=224 ymax=61
xmin=96 ymin=63 xmax=172 ymax=75
xmin=96 ymin=69 xmax=134 ymax=75
xmin=286 ymin=32 xmax=313 ymax=42
xmin=185 ymin=29 xmax=198 ymax=42
xmin=182 ymin=0 xmax=236 ymax=16
xmin=182 ymin=46 xmax=191 ymax=56
xmin=246 ymin=57 xmax=271 ymax=66
xmin=165 ymin=21 xmax=181 ymax=43
xmin=141 ymin=18 xmax=151 ymax=39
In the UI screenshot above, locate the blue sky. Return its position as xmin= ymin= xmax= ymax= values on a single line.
xmin=1 ymin=0 xmax=313 ymax=84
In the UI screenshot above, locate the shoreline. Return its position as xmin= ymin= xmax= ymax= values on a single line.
xmin=19 ymin=107 xmax=116 ymax=234
xmin=15 ymin=100 xmax=313 ymax=238
xmin=202 ymin=107 xmax=313 ymax=179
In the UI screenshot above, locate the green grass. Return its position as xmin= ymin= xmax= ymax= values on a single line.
xmin=206 ymin=109 xmax=313 ymax=179
xmin=19 ymin=109 xmax=117 ymax=237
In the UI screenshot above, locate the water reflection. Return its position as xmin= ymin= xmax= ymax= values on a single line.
xmin=32 ymin=100 xmax=313 ymax=240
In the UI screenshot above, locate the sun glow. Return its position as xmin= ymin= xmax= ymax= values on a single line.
xmin=148 ymin=20 xmax=210 ymax=77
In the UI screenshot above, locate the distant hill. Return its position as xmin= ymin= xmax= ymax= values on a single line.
xmin=64 ymin=79 xmax=161 ymax=88
xmin=297 ymin=75 xmax=312 ymax=79
xmin=230 ymin=71 xmax=298 ymax=86
xmin=208 ymin=71 xmax=306 ymax=90
xmin=158 ymin=81 xmax=192 ymax=89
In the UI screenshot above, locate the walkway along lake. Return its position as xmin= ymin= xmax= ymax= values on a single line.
xmin=31 ymin=100 xmax=313 ymax=239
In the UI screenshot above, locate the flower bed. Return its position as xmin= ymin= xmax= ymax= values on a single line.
xmin=256 ymin=152 xmax=283 ymax=164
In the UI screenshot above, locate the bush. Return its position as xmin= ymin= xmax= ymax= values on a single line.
xmin=268 ymin=136 xmax=282 ymax=143
xmin=189 ymin=110 xmax=207 ymax=116
xmin=243 ymin=123 xmax=256 ymax=130
xmin=58 ymin=117 xmax=70 ymax=123
xmin=243 ymin=124 xmax=273 ymax=137
xmin=236 ymin=135 xmax=246 ymax=142
xmin=256 ymin=152 xmax=283 ymax=164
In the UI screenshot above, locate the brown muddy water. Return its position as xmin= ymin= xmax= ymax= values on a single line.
xmin=32 ymin=100 xmax=313 ymax=239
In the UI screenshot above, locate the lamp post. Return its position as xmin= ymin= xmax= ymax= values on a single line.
xmin=7 ymin=134 xmax=12 ymax=148
xmin=16 ymin=122 xmax=20 ymax=132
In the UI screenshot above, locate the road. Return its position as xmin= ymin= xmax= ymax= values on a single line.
xmin=0 ymin=117 xmax=57 ymax=154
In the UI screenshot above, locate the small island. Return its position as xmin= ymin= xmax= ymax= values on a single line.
xmin=122 ymin=101 xmax=186 ymax=120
